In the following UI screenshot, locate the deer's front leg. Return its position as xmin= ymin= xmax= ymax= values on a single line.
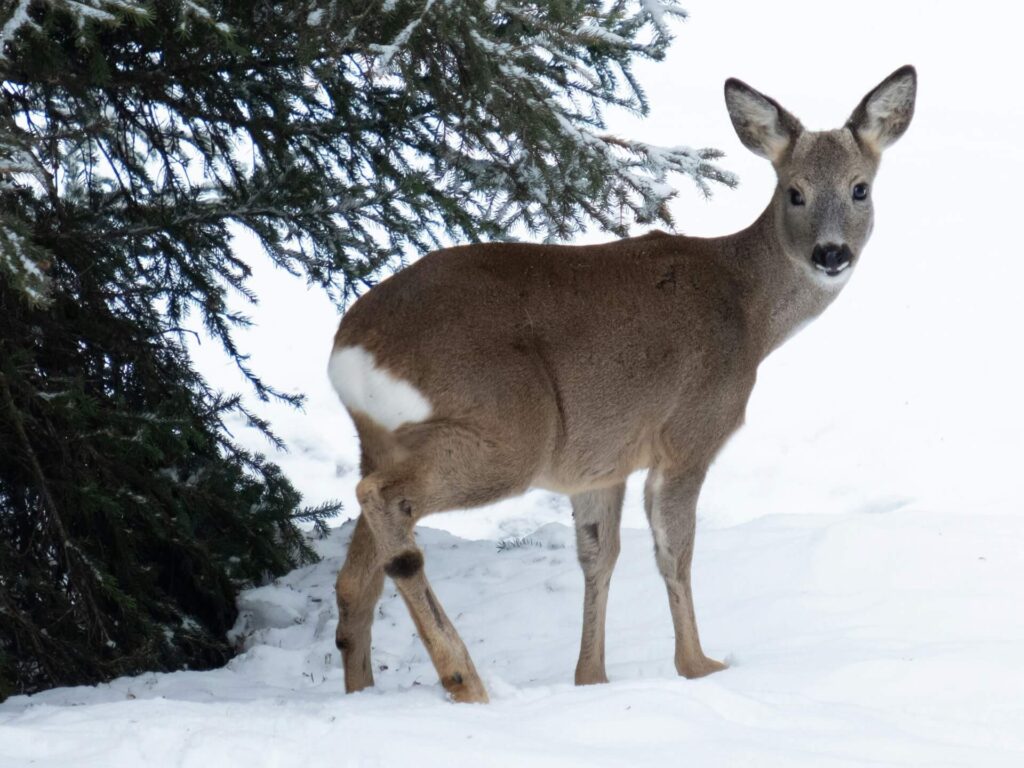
xmin=645 ymin=468 xmax=727 ymax=679
xmin=571 ymin=483 xmax=625 ymax=685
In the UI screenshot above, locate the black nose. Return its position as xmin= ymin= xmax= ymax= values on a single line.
xmin=811 ymin=243 xmax=853 ymax=276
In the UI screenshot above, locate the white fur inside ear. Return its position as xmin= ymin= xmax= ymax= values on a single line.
xmin=328 ymin=345 xmax=432 ymax=430
xmin=726 ymin=87 xmax=790 ymax=162
xmin=868 ymin=75 xmax=915 ymax=120
xmin=859 ymin=73 xmax=916 ymax=150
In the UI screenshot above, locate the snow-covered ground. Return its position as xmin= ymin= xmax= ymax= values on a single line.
xmin=3 ymin=514 xmax=1024 ymax=766
xmin=4 ymin=0 xmax=1024 ymax=765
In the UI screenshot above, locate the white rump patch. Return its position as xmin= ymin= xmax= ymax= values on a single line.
xmin=328 ymin=345 xmax=432 ymax=430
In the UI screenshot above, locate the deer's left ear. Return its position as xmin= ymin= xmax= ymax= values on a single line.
xmin=848 ymin=65 xmax=917 ymax=154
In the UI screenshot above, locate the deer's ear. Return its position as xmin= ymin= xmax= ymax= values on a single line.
xmin=847 ymin=65 xmax=917 ymax=154
xmin=725 ymin=78 xmax=803 ymax=164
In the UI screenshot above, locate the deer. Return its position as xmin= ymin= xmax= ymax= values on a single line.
xmin=327 ymin=66 xmax=917 ymax=703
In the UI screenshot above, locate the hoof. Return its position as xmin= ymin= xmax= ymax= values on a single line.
xmin=574 ymin=668 xmax=609 ymax=686
xmin=344 ymin=677 xmax=375 ymax=694
xmin=343 ymin=665 xmax=375 ymax=693
xmin=444 ymin=672 xmax=489 ymax=704
xmin=340 ymin=641 xmax=375 ymax=693
xmin=678 ymin=655 xmax=728 ymax=679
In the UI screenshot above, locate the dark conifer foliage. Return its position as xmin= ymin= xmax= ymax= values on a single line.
xmin=0 ymin=0 xmax=732 ymax=698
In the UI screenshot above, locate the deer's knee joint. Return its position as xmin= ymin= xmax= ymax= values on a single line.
xmin=358 ymin=474 xmax=421 ymax=521
xmin=355 ymin=476 xmax=383 ymax=507
xmin=384 ymin=550 xmax=424 ymax=579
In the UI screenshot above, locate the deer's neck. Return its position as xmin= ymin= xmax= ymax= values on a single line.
xmin=736 ymin=193 xmax=846 ymax=359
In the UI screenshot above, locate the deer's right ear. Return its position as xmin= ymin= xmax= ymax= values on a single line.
xmin=725 ymin=78 xmax=803 ymax=164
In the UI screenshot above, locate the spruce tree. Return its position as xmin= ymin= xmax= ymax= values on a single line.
xmin=0 ymin=0 xmax=734 ymax=698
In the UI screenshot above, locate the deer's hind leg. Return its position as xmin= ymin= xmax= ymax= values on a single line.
xmin=571 ymin=483 xmax=625 ymax=685
xmin=351 ymin=419 xmax=539 ymax=703
xmin=336 ymin=445 xmax=387 ymax=693
xmin=335 ymin=514 xmax=384 ymax=692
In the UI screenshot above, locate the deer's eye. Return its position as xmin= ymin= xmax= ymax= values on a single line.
xmin=789 ymin=188 xmax=805 ymax=206
xmin=852 ymin=183 xmax=869 ymax=201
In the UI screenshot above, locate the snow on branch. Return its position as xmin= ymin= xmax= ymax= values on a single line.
xmin=641 ymin=0 xmax=688 ymax=37
xmin=0 ymin=0 xmax=733 ymax=316
xmin=0 ymin=141 xmax=37 ymax=178
xmin=369 ymin=0 xmax=437 ymax=71
xmin=0 ymin=0 xmax=204 ymax=59
xmin=180 ymin=0 xmax=230 ymax=34
xmin=601 ymin=136 xmax=739 ymax=199
xmin=0 ymin=214 xmax=50 ymax=305
xmin=0 ymin=0 xmax=35 ymax=54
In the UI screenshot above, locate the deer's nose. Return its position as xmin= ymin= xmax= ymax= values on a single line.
xmin=811 ymin=243 xmax=853 ymax=276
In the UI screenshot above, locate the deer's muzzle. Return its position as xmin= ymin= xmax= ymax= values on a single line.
xmin=811 ymin=243 xmax=853 ymax=276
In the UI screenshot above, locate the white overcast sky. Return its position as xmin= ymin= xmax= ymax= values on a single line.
xmin=197 ymin=0 xmax=1024 ymax=525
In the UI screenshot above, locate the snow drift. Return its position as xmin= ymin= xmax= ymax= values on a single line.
xmin=3 ymin=510 xmax=1023 ymax=767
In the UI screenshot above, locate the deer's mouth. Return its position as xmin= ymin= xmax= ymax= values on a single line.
xmin=811 ymin=243 xmax=853 ymax=277
xmin=812 ymin=260 xmax=852 ymax=277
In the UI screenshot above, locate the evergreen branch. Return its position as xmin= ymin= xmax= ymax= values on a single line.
xmin=0 ymin=365 xmax=109 ymax=640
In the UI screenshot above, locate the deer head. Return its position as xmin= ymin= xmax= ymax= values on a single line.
xmin=725 ymin=66 xmax=917 ymax=285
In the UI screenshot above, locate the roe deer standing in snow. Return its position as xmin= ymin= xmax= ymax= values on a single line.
xmin=328 ymin=66 xmax=916 ymax=702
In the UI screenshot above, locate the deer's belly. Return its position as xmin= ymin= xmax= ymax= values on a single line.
xmin=532 ymin=433 xmax=655 ymax=495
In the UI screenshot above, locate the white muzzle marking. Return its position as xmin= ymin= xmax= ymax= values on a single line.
xmin=328 ymin=345 xmax=432 ymax=430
